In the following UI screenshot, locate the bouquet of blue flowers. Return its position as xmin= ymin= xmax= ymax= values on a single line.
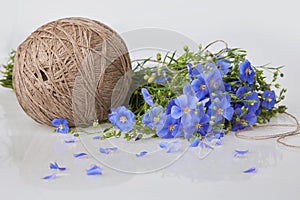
xmin=87 ymin=41 xmax=287 ymax=144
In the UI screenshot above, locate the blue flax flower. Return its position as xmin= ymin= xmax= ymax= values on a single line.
xmin=187 ymin=63 xmax=203 ymax=80
xmin=216 ymin=59 xmax=231 ymax=75
xmin=51 ymin=118 xmax=69 ymax=134
xmin=153 ymin=67 xmax=168 ymax=83
xmin=156 ymin=114 xmax=180 ymax=138
xmin=232 ymin=108 xmax=257 ymax=131
xmin=239 ymin=60 xmax=255 ymax=84
xmin=142 ymin=105 xmax=163 ymax=129
xmin=262 ymin=90 xmax=275 ymax=110
xmin=171 ymin=93 xmax=198 ymax=125
xmin=210 ymin=97 xmax=234 ymax=123
xmin=245 ymin=92 xmax=260 ymax=113
xmin=141 ymin=88 xmax=154 ymax=107
xmin=205 ymin=68 xmax=224 ymax=92
xmin=236 ymin=86 xmax=248 ymax=99
xmin=191 ymin=75 xmax=209 ymax=100
xmin=108 ymin=106 xmax=135 ymax=132
xmin=184 ymin=112 xmax=211 ymax=139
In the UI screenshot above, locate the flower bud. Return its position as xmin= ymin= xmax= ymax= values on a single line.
xmin=148 ymin=77 xmax=155 ymax=83
xmin=157 ymin=68 xmax=163 ymax=76
xmin=144 ymin=74 xmax=150 ymax=80
xmin=156 ymin=53 xmax=161 ymax=61
xmin=183 ymin=45 xmax=189 ymax=52
xmin=93 ymin=120 xmax=99 ymax=128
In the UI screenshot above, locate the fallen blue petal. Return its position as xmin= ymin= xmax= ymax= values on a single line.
xmin=99 ymin=147 xmax=118 ymax=154
xmin=215 ymin=139 xmax=222 ymax=146
xmin=49 ymin=162 xmax=66 ymax=171
xmin=234 ymin=150 xmax=249 ymax=157
xmin=167 ymin=141 xmax=181 ymax=153
xmin=243 ymin=167 xmax=256 ymax=173
xmin=159 ymin=141 xmax=168 ymax=148
xmin=136 ymin=151 xmax=148 ymax=157
xmin=93 ymin=135 xmax=101 ymax=140
xmin=43 ymin=173 xmax=56 ymax=180
xmin=73 ymin=153 xmax=88 ymax=158
xmin=190 ymin=137 xmax=200 ymax=147
xmin=64 ymin=136 xmax=76 ymax=143
xmin=86 ymin=165 xmax=102 ymax=175
xmin=199 ymin=141 xmax=214 ymax=150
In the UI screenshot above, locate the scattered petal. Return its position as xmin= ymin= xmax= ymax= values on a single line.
xmin=167 ymin=141 xmax=181 ymax=153
xmin=93 ymin=135 xmax=101 ymax=140
xmin=199 ymin=141 xmax=214 ymax=150
xmin=234 ymin=150 xmax=249 ymax=157
xmin=136 ymin=151 xmax=148 ymax=157
xmin=243 ymin=167 xmax=256 ymax=173
xmin=43 ymin=173 xmax=56 ymax=180
xmin=99 ymin=147 xmax=118 ymax=155
xmin=159 ymin=141 xmax=168 ymax=148
xmin=49 ymin=162 xmax=66 ymax=171
xmin=64 ymin=136 xmax=76 ymax=143
xmin=73 ymin=153 xmax=88 ymax=158
xmin=190 ymin=137 xmax=200 ymax=147
xmin=86 ymin=165 xmax=102 ymax=175
xmin=215 ymin=139 xmax=222 ymax=146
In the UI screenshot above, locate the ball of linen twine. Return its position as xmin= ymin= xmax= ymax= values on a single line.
xmin=13 ymin=17 xmax=131 ymax=126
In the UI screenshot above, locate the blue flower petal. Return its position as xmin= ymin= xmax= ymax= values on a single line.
xmin=190 ymin=137 xmax=200 ymax=147
xmin=136 ymin=151 xmax=148 ymax=157
xmin=51 ymin=118 xmax=63 ymax=126
xmin=171 ymin=105 xmax=183 ymax=119
xmin=243 ymin=167 xmax=256 ymax=173
xmin=73 ymin=153 xmax=88 ymax=158
xmin=166 ymin=141 xmax=181 ymax=153
xmin=234 ymin=150 xmax=249 ymax=157
xmin=99 ymin=147 xmax=118 ymax=154
xmin=50 ymin=162 xmax=58 ymax=169
xmin=141 ymin=88 xmax=154 ymax=107
xmin=199 ymin=141 xmax=214 ymax=150
xmin=86 ymin=165 xmax=102 ymax=175
xmin=215 ymin=139 xmax=222 ymax=146
xmin=49 ymin=162 xmax=66 ymax=171
xmin=93 ymin=135 xmax=101 ymax=140
xmin=64 ymin=136 xmax=76 ymax=143
xmin=159 ymin=141 xmax=168 ymax=148
xmin=43 ymin=172 xmax=56 ymax=180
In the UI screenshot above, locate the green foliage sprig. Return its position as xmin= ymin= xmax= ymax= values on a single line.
xmin=0 ymin=50 xmax=15 ymax=89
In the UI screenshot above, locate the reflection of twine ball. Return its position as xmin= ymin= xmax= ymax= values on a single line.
xmin=13 ymin=17 xmax=131 ymax=126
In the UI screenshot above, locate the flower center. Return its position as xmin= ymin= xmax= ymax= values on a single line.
xmin=120 ymin=116 xmax=127 ymax=123
xmin=217 ymin=108 xmax=223 ymax=115
xmin=245 ymin=68 xmax=252 ymax=75
xmin=168 ymin=124 xmax=175 ymax=131
xmin=153 ymin=116 xmax=160 ymax=123
xmin=196 ymin=122 xmax=202 ymax=129
xmin=183 ymin=107 xmax=190 ymax=114
xmin=59 ymin=124 xmax=64 ymax=130
xmin=200 ymin=84 xmax=206 ymax=90
xmin=266 ymin=97 xmax=272 ymax=102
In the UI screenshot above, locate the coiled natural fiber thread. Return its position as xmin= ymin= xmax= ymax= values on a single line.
xmin=13 ymin=17 xmax=131 ymax=127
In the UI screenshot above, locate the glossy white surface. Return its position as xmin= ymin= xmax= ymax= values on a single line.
xmin=1 ymin=0 xmax=300 ymax=199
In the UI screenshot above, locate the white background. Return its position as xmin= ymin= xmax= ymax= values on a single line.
xmin=0 ymin=0 xmax=300 ymax=199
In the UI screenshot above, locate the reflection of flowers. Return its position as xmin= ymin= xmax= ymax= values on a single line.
xmin=51 ymin=118 xmax=69 ymax=134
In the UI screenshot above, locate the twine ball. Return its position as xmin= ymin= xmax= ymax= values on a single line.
xmin=13 ymin=17 xmax=131 ymax=127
